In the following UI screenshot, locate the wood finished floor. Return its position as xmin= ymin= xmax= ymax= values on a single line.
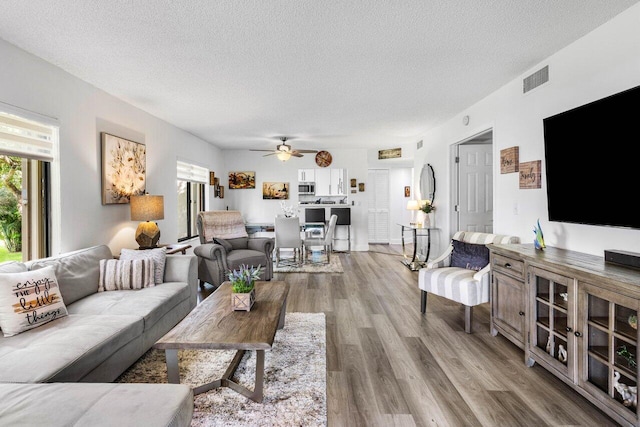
xmin=198 ymin=244 xmax=619 ymax=426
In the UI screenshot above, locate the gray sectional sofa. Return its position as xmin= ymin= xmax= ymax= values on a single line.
xmin=0 ymin=244 xmax=198 ymax=426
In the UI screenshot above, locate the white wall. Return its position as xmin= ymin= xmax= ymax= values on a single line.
xmin=415 ymin=4 xmax=640 ymax=257
xmin=0 ymin=38 xmax=225 ymax=255
xmin=221 ymin=148 xmax=370 ymax=251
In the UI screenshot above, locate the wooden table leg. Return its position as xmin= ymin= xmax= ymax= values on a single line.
xmin=166 ymin=349 xmax=180 ymax=384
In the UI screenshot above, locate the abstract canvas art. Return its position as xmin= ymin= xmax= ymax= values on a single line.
xmin=101 ymin=132 xmax=146 ymax=204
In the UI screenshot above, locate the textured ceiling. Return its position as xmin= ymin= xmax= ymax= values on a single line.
xmin=0 ymin=0 xmax=637 ymax=152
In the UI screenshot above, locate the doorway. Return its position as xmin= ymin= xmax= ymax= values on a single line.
xmin=450 ymin=130 xmax=493 ymax=234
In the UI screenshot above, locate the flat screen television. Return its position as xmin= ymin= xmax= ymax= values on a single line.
xmin=543 ymin=84 xmax=640 ymax=229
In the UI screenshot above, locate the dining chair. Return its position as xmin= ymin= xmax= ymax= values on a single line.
xmin=274 ymin=216 xmax=304 ymax=267
xmin=303 ymin=214 xmax=338 ymax=264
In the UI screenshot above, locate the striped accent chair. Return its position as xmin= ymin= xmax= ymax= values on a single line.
xmin=418 ymin=231 xmax=520 ymax=333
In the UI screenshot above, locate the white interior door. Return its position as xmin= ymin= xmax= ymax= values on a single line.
xmin=367 ymin=169 xmax=390 ymax=243
xmin=458 ymin=143 xmax=493 ymax=233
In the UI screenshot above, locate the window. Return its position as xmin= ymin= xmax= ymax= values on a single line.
xmin=0 ymin=107 xmax=57 ymax=261
xmin=177 ymin=160 xmax=208 ymax=241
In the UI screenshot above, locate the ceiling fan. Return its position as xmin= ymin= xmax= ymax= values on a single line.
xmin=250 ymin=137 xmax=318 ymax=161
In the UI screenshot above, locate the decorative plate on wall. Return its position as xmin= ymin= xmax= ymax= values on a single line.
xmin=315 ymin=150 xmax=332 ymax=167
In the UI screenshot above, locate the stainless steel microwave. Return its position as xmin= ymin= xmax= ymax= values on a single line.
xmin=298 ymin=182 xmax=315 ymax=195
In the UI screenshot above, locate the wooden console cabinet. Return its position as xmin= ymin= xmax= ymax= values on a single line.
xmin=488 ymin=243 xmax=640 ymax=427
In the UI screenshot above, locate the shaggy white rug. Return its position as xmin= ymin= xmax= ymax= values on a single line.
xmin=117 ymin=312 xmax=327 ymax=426
xmin=273 ymin=255 xmax=343 ymax=273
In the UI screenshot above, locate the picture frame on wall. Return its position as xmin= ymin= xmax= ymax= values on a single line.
xmin=262 ymin=182 xmax=289 ymax=199
xmin=519 ymin=160 xmax=542 ymax=189
xmin=209 ymin=171 xmax=215 ymax=186
xmin=404 ymin=186 xmax=410 ymax=197
xmin=358 ymin=183 xmax=365 ymax=192
xmin=101 ymin=132 xmax=146 ymax=205
xmin=229 ymin=171 xmax=256 ymax=189
xmin=500 ymin=146 xmax=519 ymax=174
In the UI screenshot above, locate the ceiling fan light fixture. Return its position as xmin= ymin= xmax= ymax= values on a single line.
xmin=277 ymin=151 xmax=291 ymax=161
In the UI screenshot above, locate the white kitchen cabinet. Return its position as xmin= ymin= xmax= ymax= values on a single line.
xmin=298 ymin=169 xmax=315 ymax=182
xmin=331 ymin=168 xmax=346 ymax=195
xmin=315 ymin=169 xmax=331 ymax=195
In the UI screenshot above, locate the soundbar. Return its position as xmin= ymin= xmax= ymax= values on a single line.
xmin=604 ymin=249 xmax=640 ymax=270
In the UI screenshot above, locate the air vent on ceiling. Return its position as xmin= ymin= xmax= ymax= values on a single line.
xmin=417 ymin=140 xmax=423 ymax=150
xmin=523 ymin=65 xmax=549 ymax=94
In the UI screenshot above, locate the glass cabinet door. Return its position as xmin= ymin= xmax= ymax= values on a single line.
xmin=579 ymin=283 xmax=639 ymax=421
xmin=529 ymin=266 xmax=573 ymax=380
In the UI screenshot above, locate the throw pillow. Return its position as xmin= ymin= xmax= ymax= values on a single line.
xmin=214 ymin=238 xmax=233 ymax=254
xmin=450 ymin=239 xmax=490 ymax=271
xmin=120 ymin=247 xmax=167 ymax=284
xmin=0 ymin=266 xmax=68 ymax=337
xmin=98 ymin=259 xmax=156 ymax=292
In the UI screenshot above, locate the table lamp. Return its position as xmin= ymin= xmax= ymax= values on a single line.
xmin=406 ymin=199 xmax=421 ymax=227
xmin=130 ymin=194 xmax=164 ymax=249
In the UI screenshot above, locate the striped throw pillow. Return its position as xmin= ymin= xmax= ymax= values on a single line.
xmin=98 ymin=259 xmax=155 ymax=292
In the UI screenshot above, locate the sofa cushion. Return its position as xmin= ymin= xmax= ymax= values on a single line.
xmin=450 ymin=239 xmax=490 ymax=271
xmin=228 ymin=237 xmax=249 ymax=250
xmin=0 ymin=382 xmax=194 ymax=427
xmin=226 ymin=249 xmax=269 ymax=272
xmin=27 ymin=244 xmax=114 ymax=305
xmin=67 ymin=282 xmax=190 ymax=333
xmin=0 ymin=261 xmax=27 ymax=273
xmin=0 ymin=313 xmax=143 ymax=382
xmin=120 ymin=247 xmax=167 ymax=284
xmin=418 ymin=267 xmax=489 ymax=306
xmin=0 ymin=266 xmax=68 ymax=337
xmin=98 ymin=258 xmax=156 ymax=291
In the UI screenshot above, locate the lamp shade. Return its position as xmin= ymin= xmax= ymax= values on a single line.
xmin=277 ymin=151 xmax=291 ymax=161
xmin=130 ymin=195 xmax=164 ymax=221
xmin=406 ymin=200 xmax=421 ymax=210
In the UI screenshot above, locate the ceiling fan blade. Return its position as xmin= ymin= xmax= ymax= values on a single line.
xmin=291 ymin=152 xmax=304 ymax=157
xmin=263 ymin=152 xmax=277 ymax=157
xmin=250 ymin=149 xmax=276 ymax=152
xmin=295 ymin=149 xmax=319 ymax=153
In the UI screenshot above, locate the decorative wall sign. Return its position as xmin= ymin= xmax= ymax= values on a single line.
xmin=315 ymin=151 xmax=332 ymax=167
xmin=404 ymin=186 xmax=410 ymax=197
xmin=209 ymin=171 xmax=216 ymax=186
xmin=101 ymin=132 xmax=146 ymax=205
xmin=228 ymin=171 xmax=256 ymax=189
xmin=500 ymin=146 xmax=519 ymax=174
xmin=217 ymin=186 xmax=224 ymax=198
xmin=358 ymin=183 xmax=365 ymax=192
xmin=350 ymin=178 xmax=357 ymax=188
xmin=378 ymin=147 xmax=401 ymax=159
xmin=262 ymin=182 xmax=290 ymax=199
xmin=519 ymin=160 xmax=542 ymax=189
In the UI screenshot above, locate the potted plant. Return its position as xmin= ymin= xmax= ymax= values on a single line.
xmin=420 ymin=200 xmax=435 ymax=227
xmin=228 ymin=264 xmax=263 ymax=311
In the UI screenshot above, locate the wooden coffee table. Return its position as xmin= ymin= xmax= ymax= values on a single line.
xmin=154 ymin=280 xmax=289 ymax=402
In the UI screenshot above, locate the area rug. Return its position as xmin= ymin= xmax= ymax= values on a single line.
xmin=273 ymin=254 xmax=343 ymax=273
xmin=117 ymin=312 xmax=326 ymax=426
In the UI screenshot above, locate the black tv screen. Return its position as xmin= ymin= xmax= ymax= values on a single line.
xmin=543 ymin=84 xmax=640 ymax=229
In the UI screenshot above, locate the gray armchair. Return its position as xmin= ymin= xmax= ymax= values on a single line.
xmin=194 ymin=211 xmax=274 ymax=288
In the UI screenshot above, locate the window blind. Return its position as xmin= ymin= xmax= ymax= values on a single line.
xmin=177 ymin=160 xmax=208 ymax=183
xmin=0 ymin=111 xmax=55 ymax=162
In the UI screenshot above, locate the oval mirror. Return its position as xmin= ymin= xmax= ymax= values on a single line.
xmin=419 ymin=163 xmax=435 ymax=202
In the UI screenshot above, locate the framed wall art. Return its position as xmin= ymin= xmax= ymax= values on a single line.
xmin=262 ymin=182 xmax=289 ymax=200
xmin=350 ymin=178 xmax=357 ymax=188
xmin=500 ymin=146 xmax=519 ymax=174
xmin=404 ymin=186 xmax=411 ymax=197
xmin=358 ymin=183 xmax=365 ymax=192
xmin=209 ymin=171 xmax=216 ymax=186
xmin=378 ymin=147 xmax=401 ymax=159
xmin=101 ymin=132 xmax=146 ymax=205
xmin=519 ymin=160 xmax=542 ymax=189
xmin=229 ymin=171 xmax=256 ymax=189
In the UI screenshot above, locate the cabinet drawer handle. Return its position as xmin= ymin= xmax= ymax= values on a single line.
xmin=574 ymin=331 xmax=582 ymax=337
xmin=566 ymin=327 xmax=572 ymax=332
xmin=504 ymin=263 xmax=512 ymax=268
xmin=518 ymin=311 xmax=525 ymax=316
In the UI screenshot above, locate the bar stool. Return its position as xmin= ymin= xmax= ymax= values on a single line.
xmin=304 ymin=208 xmax=326 ymax=238
xmin=330 ymin=207 xmax=351 ymax=253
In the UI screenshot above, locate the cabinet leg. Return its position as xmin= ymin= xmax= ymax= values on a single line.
xmin=490 ymin=327 xmax=498 ymax=337
xmin=526 ymin=357 xmax=536 ymax=367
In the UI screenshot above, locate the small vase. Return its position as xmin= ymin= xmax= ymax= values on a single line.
xmin=231 ymin=288 xmax=255 ymax=311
